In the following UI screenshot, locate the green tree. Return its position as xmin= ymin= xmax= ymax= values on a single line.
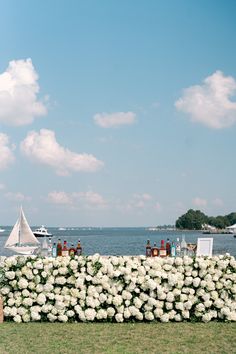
xmin=175 ymin=209 xmax=208 ymax=230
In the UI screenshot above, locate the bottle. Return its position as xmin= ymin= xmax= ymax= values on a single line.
xmin=146 ymin=239 xmax=152 ymax=257
xmin=52 ymin=242 xmax=57 ymax=257
xmin=42 ymin=236 xmax=48 ymax=257
xmin=159 ymin=240 xmax=167 ymax=257
xmin=181 ymin=234 xmax=188 ymax=256
xmin=176 ymin=237 xmax=181 ymax=256
xmin=62 ymin=240 xmax=69 ymax=257
xmin=76 ymin=239 xmax=82 ymax=256
xmin=166 ymin=238 xmax=171 ymax=256
xmin=171 ymin=241 xmax=176 ymax=257
xmin=151 ymin=242 xmax=158 ymax=257
xmin=69 ymin=243 xmax=76 ymax=256
xmin=57 ymin=239 xmax=62 ymax=256
xmin=48 ymin=237 xmax=53 ymax=257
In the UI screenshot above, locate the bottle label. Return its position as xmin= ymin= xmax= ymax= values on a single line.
xmin=159 ymin=249 xmax=167 ymax=257
xmin=62 ymin=250 xmax=69 ymax=257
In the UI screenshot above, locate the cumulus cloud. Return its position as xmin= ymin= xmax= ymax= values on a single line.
xmin=20 ymin=129 xmax=104 ymax=176
xmin=0 ymin=58 xmax=47 ymax=126
xmin=5 ymin=192 xmax=31 ymax=202
xmin=0 ymin=133 xmax=15 ymax=170
xmin=175 ymin=71 xmax=236 ymax=129
xmin=47 ymin=191 xmax=73 ymax=205
xmin=192 ymin=197 xmax=207 ymax=207
xmin=94 ymin=111 xmax=136 ymax=128
xmin=47 ymin=190 xmax=107 ymax=209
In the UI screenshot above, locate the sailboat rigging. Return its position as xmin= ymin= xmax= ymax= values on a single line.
xmin=5 ymin=207 xmax=40 ymax=255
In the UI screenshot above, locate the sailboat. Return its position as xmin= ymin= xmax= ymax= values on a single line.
xmin=5 ymin=207 xmax=40 ymax=255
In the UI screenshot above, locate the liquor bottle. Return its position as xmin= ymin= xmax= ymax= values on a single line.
xmin=48 ymin=237 xmax=53 ymax=257
xmin=62 ymin=240 xmax=69 ymax=257
xmin=171 ymin=241 xmax=176 ymax=257
xmin=181 ymin=234 xmax=188 ymax=256
xmin=52 ymin=242 xmax=57 ymax=257
xmin=146 ymin=239 xmax=152 ymax=257
xmin=151 ymin=242 xmax=158 ymax=257
xmin=176 ymin=237 xmax=181 ymax=256
xmin=159 ymin=240 xmax=167 ymax=257
xmin=57 ymin=239 xmax=62 ymax=256
xmin=76 ymin=239 xmax=82 ymax=256
xmin=166 ymin=238 xmax=171 ymax=256
xmin=69 ymin=244 xmax=76 ymax=256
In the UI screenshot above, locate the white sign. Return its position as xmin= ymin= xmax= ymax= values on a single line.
xmin=196 ymin=238 xmax=213 ymax=257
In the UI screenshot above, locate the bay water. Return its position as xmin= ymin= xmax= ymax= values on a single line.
xmin=0 ymin=227 xmax=236 ymax=257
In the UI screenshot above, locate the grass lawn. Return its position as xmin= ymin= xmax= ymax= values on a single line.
xmin=0 ymin=322 xmax=235 ymax=354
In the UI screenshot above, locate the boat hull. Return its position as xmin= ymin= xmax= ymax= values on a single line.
xmin=33 ymin=232 xmax=52 ymax=237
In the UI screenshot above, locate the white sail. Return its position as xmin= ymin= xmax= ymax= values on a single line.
xmin=5 ymin=207 xmax=40 ymax=254
xmin=5 ymin=218 xmax=20 ymax=247
xmin=20 ymin=208 xmax=40 ymax=244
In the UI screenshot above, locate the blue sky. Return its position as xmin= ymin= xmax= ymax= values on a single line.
xmin=0 ymin=0 xmax=236 ymax=226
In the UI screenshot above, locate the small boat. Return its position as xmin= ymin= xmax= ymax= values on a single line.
xmin=33 ymin=225 xmax=52 ymax=237
xmin=5 ymin=207 xmax=40 ymax=255
xmin=58 ymin=227 xmax=66 ymax=231
xmin=0 ymin=227 xmax=5 ymax=233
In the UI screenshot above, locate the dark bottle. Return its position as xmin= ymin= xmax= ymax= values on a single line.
xmin=151 ymin=242 xmax=159 ymax=257
xmin=159 ymin=240 xmax=167 ymax=257
xmin=76 ymin=239 xmax=82 ymax=256
xmin=166 ymin=238 xmax=171 ymax=256
xmin=69 ymin=244 xmax=76 ymax=256
xmin=146 ymin=239 xmax=152 ymax=257
xmin=56 ymin=239 xmax=62 ymax=256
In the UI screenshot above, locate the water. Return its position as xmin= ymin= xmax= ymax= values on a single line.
xmin=0 ymin=227 xmax=235 ymax=257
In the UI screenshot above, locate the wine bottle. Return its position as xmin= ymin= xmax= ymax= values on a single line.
xmin=166 ymin=238 xmax=171 ymax=256
xmin=57 ymin=239 xmax=62 ymax=256
xmin=171 ymin=241 xmax=176 ymax=257
xmin=69 ymin=244 xmax=76 ymax=256
xmin=176 ymin=237 xmax=181 ymax=256
xmin=52 ymin=242 xmax=57 ymax=257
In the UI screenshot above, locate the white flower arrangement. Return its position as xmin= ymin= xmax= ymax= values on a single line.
xmin=0 ymin=254 xmax=235 ymax=323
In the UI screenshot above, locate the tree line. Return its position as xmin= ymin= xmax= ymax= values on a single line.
xmin=175 ymin=209 xmax=236 ymax=230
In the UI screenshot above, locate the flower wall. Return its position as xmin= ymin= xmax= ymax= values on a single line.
xmin=0 ymin=254 xmax=236 ymax=323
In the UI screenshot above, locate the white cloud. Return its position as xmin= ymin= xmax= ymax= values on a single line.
xmin=94 ymin=111 xmax=136 ymax=128
xmin=0 ymin=133 xmax=15 ymax=170
xmin=47 ymin=191 xmax=73 ymax=205
xmin=73 ymin=191 xmax=107 ymax=209
xmin=0 ymin=58 xmax=47 ymax=126
xmin=47 ymin=190 xmax=107 ymax=209
xmin=192 ymin=197 xmax=207 ymax=207
xmin=175 ymin=71 xmax=236 ymax=129
xmin=5 ymin=192 xmax=31 ymax=202
xmin=20 ymin=129 xmax=104 ymax=176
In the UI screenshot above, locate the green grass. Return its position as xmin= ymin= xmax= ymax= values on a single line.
xmin=0 ymin=322 xmax=235 ymax=354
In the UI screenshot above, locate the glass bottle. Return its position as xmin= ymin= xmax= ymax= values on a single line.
xmin=166 ymin=238 xmax=171 ymax=256
xmin=48 ymin=237 xmax=52 ymax=257
xmin=76 ymin=239 xmax=82 ymax=256
xmin=159 ymin=240 xmax=167 ymax=257
xmin=146 ymin=239 xmax=152 ymax=257
xmin=62 ymin=240 xmax=69 ymax=256
xmin=69 ymin=243 xmax=76 ymax=256
xmin=57 ymin=239 xmax=62 ymax=256
xmin=176 ymin=237 xmax=181 ymax=256
xmin=181 ymin=234 xmax=187 ymax=256
xmin=52 ymin=242 xmax=57 ymax=257
xmin=42 ymin=236 xmax=48 ymax=257
xmin=171 ymin=241 xmax=176 ymax=257
xmin=151 ymin=242 xmax=158 ymax=257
